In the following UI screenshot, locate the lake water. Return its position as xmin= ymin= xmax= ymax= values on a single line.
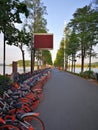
xmin=0 ymin=66 xmax=98 ymax=75
xmin=0 ymin=66 xmax=31 ymax=75
xmin=67 ymin=67 xmax=98 ymax=73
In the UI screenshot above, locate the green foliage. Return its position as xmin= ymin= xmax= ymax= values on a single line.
xmin=9 ymin=60 xmax=38 ymax=67
xmin=54 ymin=39 xmax=64 ymax=67
xmin=66 ymin=31 xmax=79 ymax=56
xmin=0 ymin=0 xmax=29 ymax=44
xmin=91 ymin=62 xmax=98 ymax=67
xmin=17 ymin=60 xmax=31 ymax=67
xmin=66 ymin=5 xmax=98 ymax=72
xmin=15 ymin=29 xmax=31 ymax=47
xmin=79 ymin=70 xmax=95 ymax=79
xmin=23 ymin=0 xmax=48 ymax=71
xmin=24 ymin=0 xmax=48 ymax=33
xmin=0 ymin=75 xmax=10 ymax=85
xmin=0 ymin=75 xmax=10 ymax=95
xmin=0 ymin=0 xmax=29 ymax=26
xmin=42 ymin=50 xmax=53 ymax=65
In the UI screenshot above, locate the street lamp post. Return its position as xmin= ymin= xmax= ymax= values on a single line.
xmin=64 ymin=21 xmax=66 ymax=70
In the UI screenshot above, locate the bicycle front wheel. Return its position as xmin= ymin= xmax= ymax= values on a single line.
xmin=0 ymin=124 xmax=20 ymax=130
xmin=23 ymin=115 xmax=45 ymax=130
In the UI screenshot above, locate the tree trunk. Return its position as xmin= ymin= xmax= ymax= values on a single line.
xmin=81 ymin=54 xmax=84 ymax=73
xmin=71 ymin=56 xmax=74 ymax=72
xmin=31 ymin=48 xmax=33 ymax=73
xmin=88 ymin=46 xmax=92 ymax=78
xmin=37 ymin=51 xmax=40 ymax=70
xmin=81 ymin=45 xmax=85 ymax=73
xmin=31 ymin=41 xmax=35 ymax=73
xmin=89 ymin=46 xmax=92 ymax=71
xmin=32 ymin=49 xmax=35 ymax=72
xmin=22 ymin=50 xmax=25 ymax=73
xmin=3 ymin=30 xmax=6 ymax=75
xmin=73 ymin=54 xmax=76 ymax=73
xmin=65 ymin=55 xmax=68 ymax=71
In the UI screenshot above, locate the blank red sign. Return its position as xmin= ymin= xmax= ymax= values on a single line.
xmin=34 ymin=33 xmax=53 ymax=49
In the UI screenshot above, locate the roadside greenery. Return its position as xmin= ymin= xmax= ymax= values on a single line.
xmin=54 ymin=5 xmax=98 ymax=74
xmin=54 ymin=39 xmax=64 ymax=68
xmin=0 ymin=75 xmax=10 ymax=95
xmin=79 ymin=70 xmax=95 ymax=79
xmin=67 ymin=70 xmax=96 ymax=80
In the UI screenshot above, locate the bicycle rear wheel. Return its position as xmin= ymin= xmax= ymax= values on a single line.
xmin=0 ymin=124 xmax=20 ymax=130
xmin=23 ymin=115 xmax=45 ymax=130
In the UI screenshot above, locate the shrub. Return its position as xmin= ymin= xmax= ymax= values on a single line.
xmin=79 ymin=70 xmax=95 ymax=79
xmin=0 ymin=75 xmax=10 ymax=95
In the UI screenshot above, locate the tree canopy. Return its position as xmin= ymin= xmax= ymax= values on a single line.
xmin=55 ymin=5 xmax=98 ymax=73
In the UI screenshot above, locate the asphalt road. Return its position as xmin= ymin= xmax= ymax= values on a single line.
xmin=36 ymin=68 xmax=98 ymax=130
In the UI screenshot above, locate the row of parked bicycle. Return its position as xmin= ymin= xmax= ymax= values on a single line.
xmin=0 ymin=68 xmax=51 ymax=130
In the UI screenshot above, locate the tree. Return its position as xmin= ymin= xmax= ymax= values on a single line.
xmin=54 ymin=39 xmax=64 ymax=68
xmin=23 ymin=0 xmax=48 ymax=72
xmin=0 ymin=0 xmax=29 ymax=75
xmin=42 ymin=50 xmax=53 ymax=66
xmin=85 ymin=9 xmax=98 ymax=73
xmin=68 ymin=5 xmax=98 ymax=72
xmin=65 ymin=30 xmax=79 ymax=72
xmin=16 ymin=28 xmax=31 ymax=73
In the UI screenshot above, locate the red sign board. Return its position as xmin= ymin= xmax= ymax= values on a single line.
xmin=34 ymin=33 xmax=53 ymax=49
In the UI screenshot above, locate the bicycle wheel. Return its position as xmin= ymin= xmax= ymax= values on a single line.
xmin=0 ymin=124 xmax=20 ymax=130
xmin=23 ymin=115 xmax=45 ymax=130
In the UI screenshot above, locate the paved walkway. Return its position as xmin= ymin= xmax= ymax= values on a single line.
xmin=36 ymin=68 xmax=98 ymax=130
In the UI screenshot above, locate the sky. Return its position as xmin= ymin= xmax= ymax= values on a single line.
xmin=0 ymin=0 xmax=97 ymax=65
